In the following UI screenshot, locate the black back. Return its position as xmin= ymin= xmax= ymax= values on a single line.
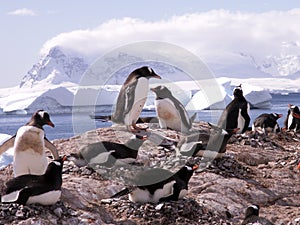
xmin=241 ymin=205 xmax=274 ymax=225
xmin=253 ymin=113 xmax=281 ymax=131
xmin=218 ymin=86 xmax=250 ymax=133
xmin=112 ymin=67 xmax=160 ymax=124
xmin=284 ymin=105 xmax=300 ymax=131
xmin=4 ymin=157 xmax=65 ymax=205
xmin=136 ymin=164 xmax=197 ymax=201
xmin=80 ymin=135 xmax=146 ymax=167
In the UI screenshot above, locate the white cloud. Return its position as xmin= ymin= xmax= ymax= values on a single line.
xmin=40 ymin=9 xmax=300 ymax=64
xmin=7 ymin=8 xmax=36 ymax=16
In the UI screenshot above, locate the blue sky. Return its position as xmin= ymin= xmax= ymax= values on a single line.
xmin=1 ymin=0 xmax=300 ymax=88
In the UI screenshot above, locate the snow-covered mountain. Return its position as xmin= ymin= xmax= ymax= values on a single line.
xmin=20 ymin=47 xmax=89 ymax=88
xmin=1 ymin=45 xmax=300 ymax=114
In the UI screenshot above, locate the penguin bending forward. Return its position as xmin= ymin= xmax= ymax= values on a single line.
xmin=1 ymin=156 xmax=66 ymax=205
xmin=283 ymin=104 xmax=300 ymax=132
xmin=0 ymin=110 xmax=59 ymax=177
xmin=252 ymin=113 xmax=282 ymax=134
xmin=111 ymin=163 xmax=198 ymax=203
xmin=241 ymin=205 xmax=274 ymax=225
xmin=218 ymin=84 xmax=250 ymax=134
xmin=68 ymin=133 xmax=148 ymax=168
xmin=151 ymin=85 xmax=195 ymax=133
xmin=112 ymin=66 xmax=161 ymax=132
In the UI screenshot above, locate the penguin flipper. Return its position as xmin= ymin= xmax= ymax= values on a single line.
xmin=44 ymin=137 xmax=59 ymax=160
xmin=0 ymin=135 xmax=16 ymax=155
xmin=110 ymin=188 xmax=130 ymax=198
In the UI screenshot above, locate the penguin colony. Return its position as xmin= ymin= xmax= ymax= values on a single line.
xmin=0 ymin=66 xmax=297 ymax=224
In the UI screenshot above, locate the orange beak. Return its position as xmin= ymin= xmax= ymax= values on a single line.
xmin=47 ymin=121 xmax=55 ymax=127
xmin=192 ymin=164 xmax=199 ymax=170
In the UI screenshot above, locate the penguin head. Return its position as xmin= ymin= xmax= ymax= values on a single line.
xmin=245 ymin=204 xmax=260 ymax=218
xmin=130 ymin=66 xmax=161 ymax=80
xmin=271 ymin=113 xmax=283 ymax=120
xmin=150 ymin=85 xmax=172 ymax=99
xmin=233 ymin=84 xmax=244 ymax=98
xmin=28 ymin=110 xmax=55 ymax=128
xmin=45 ymin=155 xmax=67 ymax=176
xmin=176 ymin=163 xmax=199 ymax=183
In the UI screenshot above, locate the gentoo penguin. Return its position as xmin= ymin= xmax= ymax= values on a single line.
xmin=68 ymin=133 xmax=147 ymax=168
xmin=283 ymin=104 xmax=300 ymax=132
xmin=111 ymin=162 xmax=198 ymax=203
xmin=151 ymin=85 xmax=195 ymax=133
xmin=218 ymin=84 xmax=250 ymax=134
xmin=1 ymin=156 xmax=66 ymax=205
xmin=112 ymin=66 xmax=161 ymax=132
xmin=252 ymin=113 xmax=282 ymax=134
xmin=241 ymin=205 xmax=274 ymax=225
xmin=178 ymin=123 xmax=239 ymax=158
xmin=0 ymin=110 xmax=59 ymax=177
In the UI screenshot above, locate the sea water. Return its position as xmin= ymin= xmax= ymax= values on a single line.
xmin=0 ymin=93 xmax=299 ymax=141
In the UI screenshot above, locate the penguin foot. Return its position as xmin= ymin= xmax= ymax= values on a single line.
xmin=127 ymin=124 xmax=149 ymax=132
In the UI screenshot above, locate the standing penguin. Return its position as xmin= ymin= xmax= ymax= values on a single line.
xmin=241 ymin=205 xmax=274 ymax=225
xmin=218 ymin=84 xmax=250 ymax=134
xmin=112 ymin=66 xmax=161 ymax=132
xmin=151 ymin=85 xmax=195 ymax=133
xmin=0 ymin=110 xmax=59 ymax=177
xmin=252 ymin=113 xmax=282 ymax=134
xmin=1 ymin=156 xmax=66 ymax=205
xmin=283 ymin=104 xmax=300 ymax=132
xmin=111 ymin=162 xmax=198 ymax=203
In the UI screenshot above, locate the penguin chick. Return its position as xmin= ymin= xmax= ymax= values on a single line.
xmin=1 ymin=156 xmax=67 ymax=205
xmin=112 ymin=66 xmax=161 ymax=132
xmin=110 ymin=163 xmax=198 ymax=203
xmin=252 ymin=113 xmax=282 ymax=134
xmin=241 ymin=205 xmax=274 ymax=225
xmin=68 ymin=134 xmax=148 ymax=168
xmin=0 ymin=110 xmax=59 ymax=177
xmin=218 ymin=84 xmax=250 ymax=134
xmin=151 ymin=85 xmax=193 ymax=133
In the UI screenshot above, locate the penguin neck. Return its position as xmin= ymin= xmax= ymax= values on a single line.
xmin=26 ymin=121 xmax=44 ymax=130
xmin=176 ymin=167 xmax=194 ymax=183
xmin=44 ymin=164 xmax=63 ymax=185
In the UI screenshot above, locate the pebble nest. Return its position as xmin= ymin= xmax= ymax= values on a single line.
xmin=0 ymin=122 xmax=300 ymax=225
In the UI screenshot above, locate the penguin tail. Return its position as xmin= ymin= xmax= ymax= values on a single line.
xmin=110 ymin=188 xmax=130 ymax=199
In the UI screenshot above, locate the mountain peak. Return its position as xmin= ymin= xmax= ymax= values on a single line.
xmin=19 ymin=46 xmax=89 ymax=88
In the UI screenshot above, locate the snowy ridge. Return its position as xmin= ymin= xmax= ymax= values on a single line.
xmin=2 ymin=46 xmax=300 ymax=114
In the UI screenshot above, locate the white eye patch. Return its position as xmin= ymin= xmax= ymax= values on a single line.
xmin=148 ymin=67 xmax=153 ymax=73
xmin=250 ymin=205 xmax=259 ymax=210
xmin=52 ymin=161 xmax=61 ymax=166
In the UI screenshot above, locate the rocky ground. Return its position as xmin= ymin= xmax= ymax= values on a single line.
xmin=0 ymin=122 xmax=300 ymax=225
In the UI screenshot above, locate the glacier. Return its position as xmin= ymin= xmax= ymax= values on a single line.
xmin=0 ymin=46 xmax=283 ymax=114
xmin=0 ymin=134 xmax=13 ymax=169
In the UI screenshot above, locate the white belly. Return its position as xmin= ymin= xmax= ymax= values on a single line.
xmin=13 ymin=126 xmax=47 ymax=177
xmin=26 ymin=190 xmax=61 ymax=205
xmin=237 ymin=109 xmax=245 ymax=134
xmin=129 ymin=181 xmax=176 ymax=203
xmin=288 ymin=114 xmax=293 ymax=130
xmin=124 ymin=78 xmax=149 ymax=125
xmin=155 ymin=99 xmax=187 ymax=132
